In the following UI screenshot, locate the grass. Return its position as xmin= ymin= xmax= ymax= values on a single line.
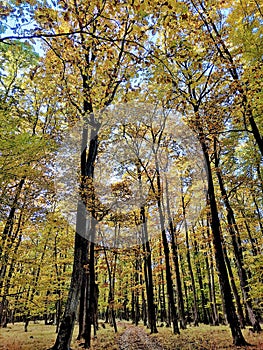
xmin=0 ymin=321 xmax=262 ymax=350
xmin=0 ymin=321 xmax=125 ymax=350
xmin=151 ymin=324 xmax=263 ymax=350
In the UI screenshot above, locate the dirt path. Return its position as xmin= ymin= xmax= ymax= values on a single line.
xmin=118 ymin=325 xmax=165 ymax=350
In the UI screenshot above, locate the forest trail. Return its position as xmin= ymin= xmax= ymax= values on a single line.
xmin=118 ymin=325 xmax=165 ymax=350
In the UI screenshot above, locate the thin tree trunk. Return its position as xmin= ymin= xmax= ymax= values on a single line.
xmin=136 ymin=162 xmax=157 ymax=333
xmin=238 ymin=207 xmax=258 ymax=256
xmin=200 ymin=222 xmax=216 ymax=326
xmin=192 ymin=229 xmax=209 ymax=324
xmin=140 ymin=207 xmax=158 ymax=333
xmin=182 ymin=193 xmax=198 ymax=327
xmin=84 ymin=220 xmax=96 ymax=348
xmin=155 ymin=155 xmax=179 ymax=334
xmin=0 ymin=177 xmax=25 ymax=261
xmin=252 ymin=194 xmax=263 ymax=237
xmin=166 ymin=176 xmax=186 ymax=329
xmin=0 ymin=178 xmax=25 ymax=297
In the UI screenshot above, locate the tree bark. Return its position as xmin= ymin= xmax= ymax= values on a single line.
xmin=155 ymin=155 xmax=179 ymax=334
xmin=214 ymin=139 xmax=261 ymax=332
xmin=193 ymin=229 xmax=209 ymax=324
xmin=137 ymin=163 xmax=158 ymax=333
xmin=166 ymin=176 xmax=186 ymax=329
xmin=182 ymin=193 xmax=198 ymax=327
xmin=199 ymin=135 xmax=247 ymax=345
xmin=51 ymin=122 xmax=91 ymax=350
xmin=223 ymin=243 xmax=246 ymax=328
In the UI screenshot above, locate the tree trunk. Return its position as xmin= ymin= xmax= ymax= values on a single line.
xmin=238 ymin=207 xmax=258 ymax=256
xmin=223 ymin=243 xmax=246 ymax=328
xmin=166 ymin=176 xmax=186 ymax=329
xmin=200 ymin=136 xmax=248 ymax=346
xmin=51 ymin=122 xmax=92 ymax=350
xmin=0 ymin=178 xmax=25 ymax=299
xmin=182 ymin=193 xmax=198 ymax=327
xmin=202 ymin=215 xmax=219 ymax=325
xmin=137 ymin=162 xmax=158 ymax=333
xmin=193 ymin=230 xmax=209 ymax=324
xmin=214 ymin=139 xmax=261 ymax=332
xmin=155 ymin=155 xmax=179 ymax=334
xmin=83 ymin=223 xmax=96 ymax=348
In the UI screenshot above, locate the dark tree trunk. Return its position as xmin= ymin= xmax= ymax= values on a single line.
xmin=137 ymin=162 xmax=158 ymax=333
xmin=166 ymin=176 xmax=186 ymax=329
xmin=134 ymin=257 xmax=140 ymax=326
xmin=252 ymin=194 xmax=263 ymax=238
xmin=200 ymin=136 xmax=248 ymax=346
xmin=159 ymin=259 xmax=167 ymax=325
xmin=182 ymin=194 xmax=198 ymax=327
xmin=214 ymin=139 xmax=261 ymax=333
xmin=223 ymin=244 xmax=246 ymax=328
xmin=0 ymin=178 xmax=25 ymax=261
xmin=103 ymin=244 xmax=118 ymax=334
xmin=200 ymin=183 xmax=218 ymax=325
xmin=238 ymin=207 xmax=258 ymax=256
xmin=142 ymin=216 xmax=158 ymax=332
xmin=78 ymin=274 xmax=87 ymax=340
xmin=155 ymin=157 xmax=179 ymax=334
xmin=55 ymin=297 xmax=61 ymax=334
xmin=83 ymin=230 xmax=96 ymax=348
xmin=0 ymin=178 xmax=25 ymax=300
xmin=193 ymin=230 xmax=209 ymax=324
xmin=209 ymin=248 xmax=219 ymax=326
xmin=131 ymin=289 xmax=135 ymax=324
xmin=51 ymin=121 xmax=95 ymax=349
xmin=183 ymin=280 xmax=190 ymax=324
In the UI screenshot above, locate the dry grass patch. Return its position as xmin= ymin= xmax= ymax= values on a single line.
xmin=151 ymin=324 xmax=263 ymax=350
xmin=0 ymin=322 xmax=57 ymax=350
xmin=0 ymin=321 xmax=125 ymax=350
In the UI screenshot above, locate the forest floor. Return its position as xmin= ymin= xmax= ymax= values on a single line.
xmin=0 ymin=321 xmax=262 ymax=350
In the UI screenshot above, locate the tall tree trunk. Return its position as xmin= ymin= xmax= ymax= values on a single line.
xmin=155 ymin=155 xmax=179 ymax=334
xmin=252 ymin=194 xmax=263 ymax=237
xmin=141 ymin=208 xmax=158 ymax=333
xmin=238 ymin=206 xmax=258 ymax=256
xmin=223 ymin=243 xmax=246 ymax=328
xmin=78 ymin=273 xmax=87 ymax=340
xmin=158 ymin=248 xmax=167 ymax=325
xmin=166 ymin=176 xmax=186 ymax=329
xmin=0 ymin=177 xmax=25 ymax=260
xmin=51 ymin=121 xmax=93 ymax=350
xmin=214 ymin=139 xmax=261 ymax=332
xmin=192 ymin=229 xmax=209 ymax=324
xmin=0 ymin=178 xmax=25 ymax=299
xmin=200 ymin=216 xmax=219 ymax=325
xmin=137 ymin=162 xmax=158 ymax=333
xmin=83 ymin=222 xmax=96 ymax=348
xmin=182 ymin=192 xmax=198 ymax=326
xmin=199 ymin=135 xmax=247 ymax=346
xmin=0 ymin=211 xmax=24 ymax=327
xmin=103 ymin=245 xmax=118 ymax=334
xmin=134 ymin=256 xmax=140 ymax=326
